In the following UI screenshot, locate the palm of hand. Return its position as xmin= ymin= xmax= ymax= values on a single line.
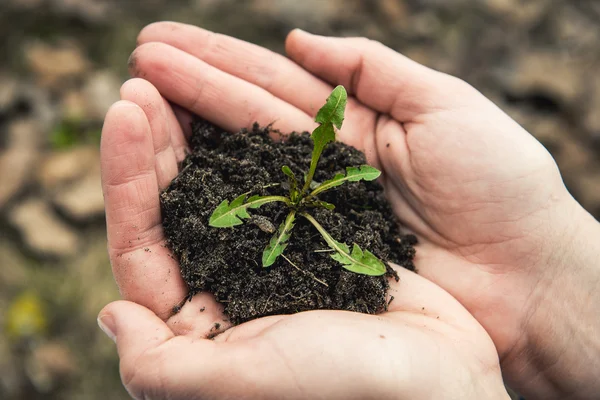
xmin=369 ymin=92 xmax=570 ymax=354
xmin=100 ymin=22 xmax=574 ymax=398
xmin=113 ymin=274 xmax=502 ymax=399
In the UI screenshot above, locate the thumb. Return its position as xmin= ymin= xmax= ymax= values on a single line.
xmin=285 ymin=29 xmax=461 ymax=122
xmin=98 ymin=300 xmax=174 ymax=360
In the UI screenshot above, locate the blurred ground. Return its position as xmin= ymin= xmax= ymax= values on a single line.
xmin=0 ymin=0 xmax=599 ymax=399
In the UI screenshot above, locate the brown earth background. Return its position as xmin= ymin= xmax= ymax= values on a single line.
xmin=1 ymin=0 xmax=599 ymax=399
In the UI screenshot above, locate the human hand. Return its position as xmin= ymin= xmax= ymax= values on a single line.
xmin=129 ymin=22 xmax=600 ymax=399
xmin=98 ymin=82 xmax=509 ymax=399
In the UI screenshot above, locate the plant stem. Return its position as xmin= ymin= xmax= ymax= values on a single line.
xmin=303 ymin=179 xmax=337 ymax=202
xmin=262 ymin=210 xmax=296 ymax=267
xmin=300 ymin=212 xmax=339 ymax=251
xmin=268 ymin=195 xmax=293 ymax=205
xmin=301 ymin=156 xmax=319 ymax=195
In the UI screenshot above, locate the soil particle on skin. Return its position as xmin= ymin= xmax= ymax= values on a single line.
xmin=161 ymin=120 xmax=417 ymax=325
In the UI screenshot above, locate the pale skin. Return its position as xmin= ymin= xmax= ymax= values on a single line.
xmin=98 ymin=22 xmax=600 ymax=399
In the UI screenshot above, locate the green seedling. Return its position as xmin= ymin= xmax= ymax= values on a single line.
xmin=209 ymin=86 xmax=385 ymax=276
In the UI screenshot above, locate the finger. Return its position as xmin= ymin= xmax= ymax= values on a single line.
xmin=170 ymin=101 xmax=193 ymax=144
xmin=374 ymin=115 xmax=446 ymax=239
xmin=99 ymin=300 xmax=174 ymax=357
xmin=136 ymin=22 xmax=378 ymax=154
xmin=128 ymin=42 xmax=316 ymax=134
xmin=99 ymin=301 xmax=235 ymax=400
xmin=120 ymin=78 xmax=181 ymax=189
xmin=98 ymin=301 xmax=190 ymax=400
xmin=384 ymin=180 xmax=446 ymax=242
xmin=101 ymin=100 xmax=160 ymax=253
xmin=162 ymin=98 xmax=190 ymax=163
xmin=123 ymin=79 xmax=190 ymax=163
xmin=286 ymin=29 xmax=458 ymax=122
xmin=101 ymin=101 xmax=188 ymax=319
xmin=137 ymin=22 xmax=333 ymax=118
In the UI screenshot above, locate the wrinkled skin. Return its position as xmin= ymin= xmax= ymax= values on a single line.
xmin=99 ymin=23 xmax=600 ymax=400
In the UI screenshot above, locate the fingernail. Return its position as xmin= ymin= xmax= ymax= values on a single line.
xmin=98 ymin=314 xmax=116 ymax=343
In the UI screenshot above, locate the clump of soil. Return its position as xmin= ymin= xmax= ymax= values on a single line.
xmin=161 ymin=120 xmax=417 ymax=325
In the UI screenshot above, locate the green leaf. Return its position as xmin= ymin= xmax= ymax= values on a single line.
xmin=330 ymin=243 xmax=386 ymax=276
xmin=315 ymin=85 xmax=347 ymax=129
xmin=301 ymin=213 xmax=386 ymax=276
xmin=282 ymin=165 xmax=294 ymax=179
xmin=262 ymin=211 xmax=296 ymax=267
xmin=209 ymin=194 xmax=289 ymax=228
xmin=282 ymin=165 xmax=300 ymax=203
xmin=310 ymin=123 xmax=336 ymax=157
xmin=301 ymin=86 xmax=348 ymax=195
xmin=308 ymin=165 xmax=381 ymax=198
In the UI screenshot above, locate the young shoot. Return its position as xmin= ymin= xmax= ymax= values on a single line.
xmin=208 ymin=86 xmax=385 ymax=276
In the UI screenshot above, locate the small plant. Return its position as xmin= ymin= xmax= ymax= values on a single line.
xmin=209 ymin=86 xmax=386 ymax=276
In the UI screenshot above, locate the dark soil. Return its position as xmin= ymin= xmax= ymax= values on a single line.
xmin=161 ymin=120 xmax=417 ymax=325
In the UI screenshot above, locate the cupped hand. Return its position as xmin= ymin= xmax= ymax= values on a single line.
xmin=120 ymin=22 xmax=600 ymax=399
xmin=99 ymin=83 xmax=508 ymax=399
